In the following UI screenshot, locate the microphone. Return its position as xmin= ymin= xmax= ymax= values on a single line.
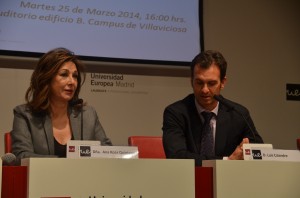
xmin=213 ymin=95 xmax=257 ymax=142
xmin=2 ymin=153 xmax=16 ymax=166
xmin=70 ymin=98 xmax=83 ymax=106
xmin=70 ymin=98 xmax=84 ymax=140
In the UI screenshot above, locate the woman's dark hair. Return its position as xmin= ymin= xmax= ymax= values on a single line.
xmin=25 ymin=47 xmax=86 ymax=113
xmin=190 ymin=50 xmax=227 ymax=80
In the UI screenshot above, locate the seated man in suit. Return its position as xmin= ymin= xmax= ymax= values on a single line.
xmin=162 ymin=50 xmax=263 ymax=166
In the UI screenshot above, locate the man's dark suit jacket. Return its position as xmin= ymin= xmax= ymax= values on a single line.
xmin=162 ymin=94 xmax=263 ymax=166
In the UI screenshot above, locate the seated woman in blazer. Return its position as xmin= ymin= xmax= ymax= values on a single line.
xmin=12 ymin=48 xmax=112 ymax=163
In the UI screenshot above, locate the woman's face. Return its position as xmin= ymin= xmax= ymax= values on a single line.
xmin=49 ymin=61 xmax=78 ymax=104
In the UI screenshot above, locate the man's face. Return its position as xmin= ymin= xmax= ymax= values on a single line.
xmin=191 ymin=63 xmax=226 ymax=111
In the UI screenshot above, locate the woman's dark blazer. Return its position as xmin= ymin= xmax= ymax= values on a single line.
xmin=12 ymin=104 xmax=112 ymax=161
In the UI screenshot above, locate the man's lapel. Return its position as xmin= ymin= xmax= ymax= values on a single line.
xmin=215 ymin=104 xmax=229 ymax=155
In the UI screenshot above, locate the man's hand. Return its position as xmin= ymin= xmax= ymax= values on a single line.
xmin=228 ymin=138 xmax=249 ymax=160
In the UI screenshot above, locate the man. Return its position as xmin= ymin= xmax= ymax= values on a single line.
xmin=162 ymin=50 xmax=263 ymax=166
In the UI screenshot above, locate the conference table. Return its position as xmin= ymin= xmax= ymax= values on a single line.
xmin=1 ymin=166 xmax=27 ymax=198
xmin=2 ymin=159 xmax=299 ymax=198
xmin=1 ymin=158 xmax=213 ymax=198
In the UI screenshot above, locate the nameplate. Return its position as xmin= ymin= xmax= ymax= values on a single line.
xmin=88 ymin=146 xmax=138 ymax=159
xmin=67 ymin=140 xmax=138 ymax=159
xmin=245 ymin=148 xmax=300 ymax=162
xmin=70 ymin=146 xmax=138 ymax=159
xmin=243 ymin=143 xmax=273 ymax=160
xmin=66 ymin=140 xmax=100 ymax=158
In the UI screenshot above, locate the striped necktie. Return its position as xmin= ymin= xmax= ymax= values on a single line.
xmin=200 ymin=111 xmax=214 ymax=157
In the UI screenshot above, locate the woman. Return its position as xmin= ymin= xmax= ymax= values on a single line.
xmin=11 ymin=48 xmax=112 ymax=163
